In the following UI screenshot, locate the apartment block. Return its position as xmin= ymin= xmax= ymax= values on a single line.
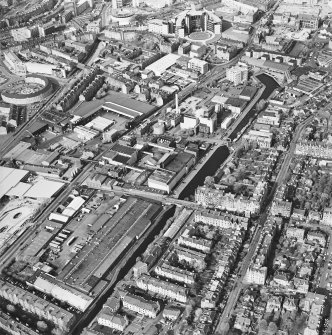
xmin=174 ymin=245 xmax=206 ymax=269
xmin=97 ymin=313 xmax=128 ymax=331
xmin=188 ymin=58 xmax=209 ymax=75
xmin=295 ymin=141 xmax=332 ymax=160
xmin=243 ymin=129 xmax=273 ymax=148
xmin=0 ymin=280 xmax=74 ymax=330
xmin=136 ymin=274 xmax=188 ymax=303
xmin=195 ymin=210 xmax=249 ymax=229
xmin=122 ymin=293 xmax=160 ymax=318
xmin=321 ymin=207 xmax=332 ymax=226
xmin=178 ymin=227 xmax=212 ymax=253
xmin=154 ymin=263 xmax=195 ymax=285
xmin=244 ymin=218 xmax=278 ymax=285
xmin=195 ymin=186 xmax=261 ymax=215
xmin=226 ymin=65 xmax=248 ymax=85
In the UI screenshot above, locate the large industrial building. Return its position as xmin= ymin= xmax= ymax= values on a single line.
xmin=10 ymin=26 xmax=39 ymax=42
xmin=3 ymin=51 xmax=26 ymax=76
xmin=27 ymin=273 xmax=93 ymax=312
xmin=0 ymin=166 xmax=30 ymax=200
xmin=73 ymin=91 xmax=155 ymax=121
xmin=0 ymin=166 xmax=65 ymax=200
xmin=147 ymin=152 xmax=195 ymax=193
xmin=146 ymin=53 xmax=181 ymax=77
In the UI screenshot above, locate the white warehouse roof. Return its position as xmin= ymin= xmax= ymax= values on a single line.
xmin=49 ymin=212 xmax=69 ymax=223
xmin=0 ymin=166 xmax=30 ymax=200
xmin=62 ymin=196 xmax=85 ymax=217
xmin=6 ymin=182 xmax=32 ymax=197
xmin=146 ymin=53 xmax=181 ymax=76
xmin=85 ymin=116 xmax=115 ymax=132
xmin=24 ymin=179 xmax=65 ymax=199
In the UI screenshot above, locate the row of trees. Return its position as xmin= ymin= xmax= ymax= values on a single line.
xmin=294 ymin=166 xmax=332 ymax=211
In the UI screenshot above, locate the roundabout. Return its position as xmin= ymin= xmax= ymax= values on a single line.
xmin=189 ymin=31 xmax=212 ymax=41
xmin=186 ymin=30 xmax=221 ymax=45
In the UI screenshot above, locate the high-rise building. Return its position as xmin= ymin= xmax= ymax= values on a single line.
xmin=63 ymin=0 xmax=94 ymax=16
xmin=148 ymin=19 xmax=172 ymax=35
xmin=188 ymin=58 xmax=209 ymax=74
xmin=226 ymin=65 xmax=248 ymax=86
xmin=175 ymin=6 xmax=222 ymax=37
xmin=64 ymin=0 xmax=77 ymax=15
xmin=112 ymin=0 xmax=130 ymax=8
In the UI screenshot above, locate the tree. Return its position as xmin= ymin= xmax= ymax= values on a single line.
xmin=51 ymin=328 xmax=65 ymax=335
xmin=37 ymin=321 xmax=48 ymax=330
xmin=235 ymin=146 xmax=246 ymax=158
xmin=257 ymin=99 xmax=267 ymax=112
xmin=227 ymin=329 xmax=242 ymax=335
xmin=227 ymin=175 xmax=237 ymax=185
xmin=268 ymin=322 xmax=278 ymax=334
xmin=204 ymin=176 xmax=215 ymax=187
xmin=6 ymin=304 xmax=15 ymax=312
xmin=237 ymin=170 xmax=248 ymax=180
xmin=258 ymin=319 xmax=268 ymax=330
xmin=273 ymin=311 xmax=281 ymax=322
xmin=304 ymin=201 xmax=311 ymax=210
xmin=194 ymin=308 xmax=203 ymax=321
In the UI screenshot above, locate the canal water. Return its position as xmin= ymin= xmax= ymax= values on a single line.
xmin=178 ymin=73 xmax=280 ymax=200
xmin=229 ymin=74 xmax=280 ymax=140
xmin=73 ymin=206 xmax=175 ymax=335
xmin=73 ymin=74 xmax=280 ymax=333
xmin=178 ymin=145 xmax=230 ymax=200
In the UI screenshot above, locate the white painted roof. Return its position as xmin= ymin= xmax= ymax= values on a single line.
xmin=24 ymin=179 xmax=64 ymax=199
xmin=0 ymin=166 xmax=30 ymax=200
xmin=146 ymin=54 xmax=181 ymax=76
xmin=6 ymin=182 xmax=32 ymax=197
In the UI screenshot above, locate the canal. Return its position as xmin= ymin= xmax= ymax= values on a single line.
xmin=178 ymin=73 xmax=280 ymax=200
xmin=72 ymin=206 xmax=175 ymax=335
xmin=229 ymin=74 xmax=280 ymax=140
xmin=73 ymin=74 xmax=280 ymax=333
xmin=178 ymin=145 xmax=230 ymax=200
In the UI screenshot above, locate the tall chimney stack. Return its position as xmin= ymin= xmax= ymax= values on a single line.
xmin=175 ymin=93 xmax=179 ymax=114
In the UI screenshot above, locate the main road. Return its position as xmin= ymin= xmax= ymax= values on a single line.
xmin=215 ymin=112 xmax=316 ymax=334
xmin=0 ymin=87 xmax=61 ymax=158
xmin=0 ymin=69 xmax=85 ymax=159
xmin=0 ymin=150 xmax=103 ymax=272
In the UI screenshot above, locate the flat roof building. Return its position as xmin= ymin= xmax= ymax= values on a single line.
xmin=146 ymin=54 xmax=181 ymax=77
xmin=28 ymin=273 xmax=93 ymax=312
xmin=73 ymin=92 xmax=155 ymax=120
xmin=0 ymin=166 xmax=30 ymax=200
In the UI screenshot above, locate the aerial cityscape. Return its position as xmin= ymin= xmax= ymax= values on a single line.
xmin=0 ymin=0 xmax=332 ymax=334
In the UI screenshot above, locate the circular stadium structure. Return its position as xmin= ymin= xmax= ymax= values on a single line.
xmin=110 ymin=8 xmax=135 ymax=26
xmin=1 ymin=74 xmax=53 ymax=105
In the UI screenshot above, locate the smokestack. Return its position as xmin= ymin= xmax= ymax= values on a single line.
xmin=175 ymin=93 xmax=179 ymax=114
